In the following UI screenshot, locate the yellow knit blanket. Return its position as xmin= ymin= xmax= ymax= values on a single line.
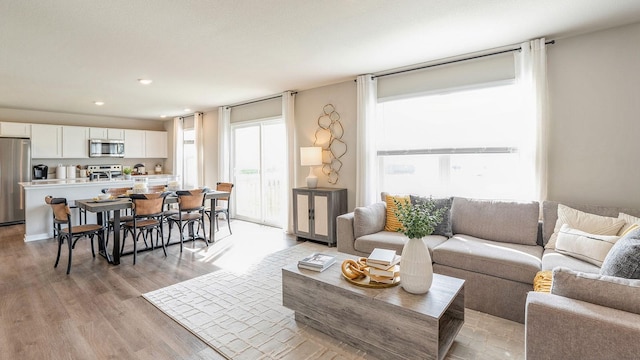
xmin=533 ymin=270 xmax=553 ymax=293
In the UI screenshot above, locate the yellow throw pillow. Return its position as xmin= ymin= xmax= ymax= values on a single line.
xmin=385 ymin=195 xmax=409 ymax=232
xmin=617 ymin=213 xmax=640 ymax=236
xmin=533 ymin=270 xmax=553 ymax=293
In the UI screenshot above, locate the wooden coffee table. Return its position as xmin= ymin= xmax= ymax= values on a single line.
xmin=282 ymin=253 xmax=465 ymax=360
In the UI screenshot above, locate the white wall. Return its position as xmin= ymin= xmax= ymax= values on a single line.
xmin=547 ymin=22 xmax=640 ymax=209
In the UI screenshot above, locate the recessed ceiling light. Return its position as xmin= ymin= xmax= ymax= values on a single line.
xmin=138 ymin=79 xmax=153 ymax=85
xmin=94 ymin=101 xmax=105 ymax=106
xmin=184 ymin=108 xmax=191 ymax=112
xmin=160 ymin=115 xmax=167 ymax=118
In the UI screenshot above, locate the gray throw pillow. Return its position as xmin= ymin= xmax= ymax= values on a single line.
xmin=600 ymin=227 xmax=640 ymax=279
xmin=410 ymin=195 xmax=453 ymax=237
xmin=353 ymin=202 xmax=386 ymax=239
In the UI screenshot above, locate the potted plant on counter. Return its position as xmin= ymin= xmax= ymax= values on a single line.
xmin=393 ymin=196 xmax=446 ymax=294
xmin=123 ymin=167 xmax=132 ymax=180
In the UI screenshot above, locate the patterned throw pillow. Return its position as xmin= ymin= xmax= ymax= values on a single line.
xmin=555 ymin=224 xmax=620 ymax=266
xmin=384 ymin=195 xmax=409 ymax=232
xmin=600 ymin=227 xmax=640 ymax=279
xmin=410 ymin=195 xmax=453 ymax=237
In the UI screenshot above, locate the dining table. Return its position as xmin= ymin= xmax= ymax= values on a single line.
xmin=75 ymin=190 xmax=230 ymax=265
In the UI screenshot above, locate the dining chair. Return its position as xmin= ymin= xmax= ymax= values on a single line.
xmin=167 ymin=188 xmax=209 ymax=252
xmin=101 ymin=187 xmax=133 ymax=247
xmin=45 ymin=196 xmax=104 ymax=274
xmin=121 ymin=192 xmax=169 ymax=265
xmin=205 ymin=182 xmax=234 ymax=235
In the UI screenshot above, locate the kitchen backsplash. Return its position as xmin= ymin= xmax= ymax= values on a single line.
xmin=34 ymin=158 xmax=166 ymax=177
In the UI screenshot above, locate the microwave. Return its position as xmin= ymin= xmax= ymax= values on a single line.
xmin=89 ymin=139 xmax=125 ymax=157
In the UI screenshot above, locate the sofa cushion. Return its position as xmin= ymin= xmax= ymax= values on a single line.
xmin=600 ymin=227 xmax=640 ymax=279
xmin=384 ymin=195 xmax=409 ymax=232
xmin=432 ymin=234 xmax=543 ymax=284
xmin=354 ymin=231 xmax=447 ymax=259
xmin=451 ymin=197 xmax=540 ymax=245
xmin=353 ymin=202 xmax=386 ymax=239
xmin=410 ymin=195 xmax=453 ymax=237
xmin=541 ymin=249 xmax=600 ymax=273
xmin=552 ymin=267 xmax=640 ymax=315
xmin=555 ymin=224 xmax=620 ymax=266
xmin=546 ymin=204 xmax=625 ymax=250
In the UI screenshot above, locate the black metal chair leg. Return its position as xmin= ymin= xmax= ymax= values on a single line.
xmin=66 ymin=234 xmax=72 ymax=275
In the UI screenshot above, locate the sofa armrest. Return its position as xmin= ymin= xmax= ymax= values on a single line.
xmin=526 ymin=292 xmax=640 ymax=360
xmin=337 ymin=212 xmax=357 ymax=255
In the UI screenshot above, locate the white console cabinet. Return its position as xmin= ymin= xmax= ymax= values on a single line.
xmin=293 ymin=187 xmax=347 ymax=246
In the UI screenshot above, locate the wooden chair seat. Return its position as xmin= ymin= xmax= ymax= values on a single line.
xmin=60 ymin=224 xmax=103 ymax=235
xmin=124 ymin=219 xmax=159 ymax=228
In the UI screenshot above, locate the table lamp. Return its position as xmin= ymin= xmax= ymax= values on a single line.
xmin=300 ymin=147 xmax=323 ymax=188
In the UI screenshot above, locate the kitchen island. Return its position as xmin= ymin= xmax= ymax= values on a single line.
xmin=19 ymin=175 xmax=180 ymax=242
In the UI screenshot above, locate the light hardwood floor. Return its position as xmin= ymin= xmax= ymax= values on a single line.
xmin=0 ymin=220 xmax=300 ymax=359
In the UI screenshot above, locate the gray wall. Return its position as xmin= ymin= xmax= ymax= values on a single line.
xmin=547 ymin=22 xmax=640 ymax=209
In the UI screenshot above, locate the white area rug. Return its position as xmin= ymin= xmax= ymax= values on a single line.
xmin=143 ymin=242 xmax=525 ymax=359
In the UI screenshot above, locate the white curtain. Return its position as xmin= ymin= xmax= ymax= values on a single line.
xmin=282 ymin=90 xmax=296 ymax=234
xmin=194 ymin=112 xmax=204 ymax=187
xmin=356 ymin=74 xmax=378 ymax=207
xmin=217 ymin=106 xmax=231 ymax=182
xmin=172 ymin=117 xmax=184 ymax=187
xmin=516 ymin=38 xmax=549 ymax=203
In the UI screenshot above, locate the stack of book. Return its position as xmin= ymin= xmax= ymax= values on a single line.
xmin=298 ymin=253 xmax=337 ymax=272
xmin=366 ymin=248 xmax=401 ymax=284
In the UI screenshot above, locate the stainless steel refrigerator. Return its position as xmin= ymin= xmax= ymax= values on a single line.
xmin=0 ymin=138 xmax=31 ymax=225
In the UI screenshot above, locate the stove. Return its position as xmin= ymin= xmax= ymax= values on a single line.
xmin=87 ymin=164 xmax=122 ymax=180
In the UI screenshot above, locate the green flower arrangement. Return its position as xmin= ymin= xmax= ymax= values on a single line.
xmin=393 ymin=197 xmax=446 ymax=239
xmin=123 ymin=167 xmax=132 ymax=175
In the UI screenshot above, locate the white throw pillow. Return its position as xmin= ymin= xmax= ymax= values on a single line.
xmin=555 ymin=224 xmax=620 ymax=266
xmin=618 ymin=213 xmax=640 ymax=236
xmin=546 ymin=204 xmax=625 ymax=250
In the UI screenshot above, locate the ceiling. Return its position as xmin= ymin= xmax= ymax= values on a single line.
xmin=2 ymin=1 xmax=640 ymax=121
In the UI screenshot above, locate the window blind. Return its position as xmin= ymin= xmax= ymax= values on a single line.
xmin=377 ymin=52 xmax=515 ymax=101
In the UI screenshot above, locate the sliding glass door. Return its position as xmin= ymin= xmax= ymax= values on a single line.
xmin=232 ymin=119 xmax=286 ymax=227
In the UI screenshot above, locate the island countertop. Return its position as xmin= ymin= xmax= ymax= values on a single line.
xmin=19 ymin=174 xmax=179 ymax=189
xmin=20 ymin=174 xmax=181 ymax=241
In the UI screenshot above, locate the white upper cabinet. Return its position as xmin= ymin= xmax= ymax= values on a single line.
xmin=31 ymin=124 xmax=62 ymax=158
xmin=89 ymin=127 xmax=125 ymax=140
xmin=124 ymin=129 xmax=145 ymax=158
xmin=0 ymin=122 xmax=31 ymax=137
xmin=145 ymin=131 xmax=168 ymax=158
xmin=108 ymin=128 xmax=125 ymax=140
xmin=62 ymin=126 xmax=89 ymax=158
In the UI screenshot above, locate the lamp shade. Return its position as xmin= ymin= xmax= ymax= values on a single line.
xmin=300 ymin=147 xmax=323 ymax=166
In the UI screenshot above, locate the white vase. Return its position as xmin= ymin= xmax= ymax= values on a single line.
xmin=400 ymin=237 xmax=433 ymax=294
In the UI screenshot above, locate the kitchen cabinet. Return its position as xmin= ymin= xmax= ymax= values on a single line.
xmin=62 ymin=126 xmax=89 ymax=158
xmin=31 ymin=124 xmax=62 ymax=158
xmin=292 ymin=187 xmax=347 ymax=246
xmin=0 ymin=122 xmax=31 ymax=137
xmin=89 ymin=127 xmax=124 ymax=140
xmin=145 ymin=130 xmax=167 ymax=158
xmin=124 ymin=129 xmax=145 ymax=158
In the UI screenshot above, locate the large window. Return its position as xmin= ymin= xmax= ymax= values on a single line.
xmin=376 ymin=82 xmax=533 ymax=200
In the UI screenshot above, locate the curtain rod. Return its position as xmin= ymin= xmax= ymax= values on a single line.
xmin=179 ymin=111 xmax=202 ymax=120
xmin=373 ymin=40 xmax=555 ymax=79
xmin=226 ymin=91 xmax=297 ymax=109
